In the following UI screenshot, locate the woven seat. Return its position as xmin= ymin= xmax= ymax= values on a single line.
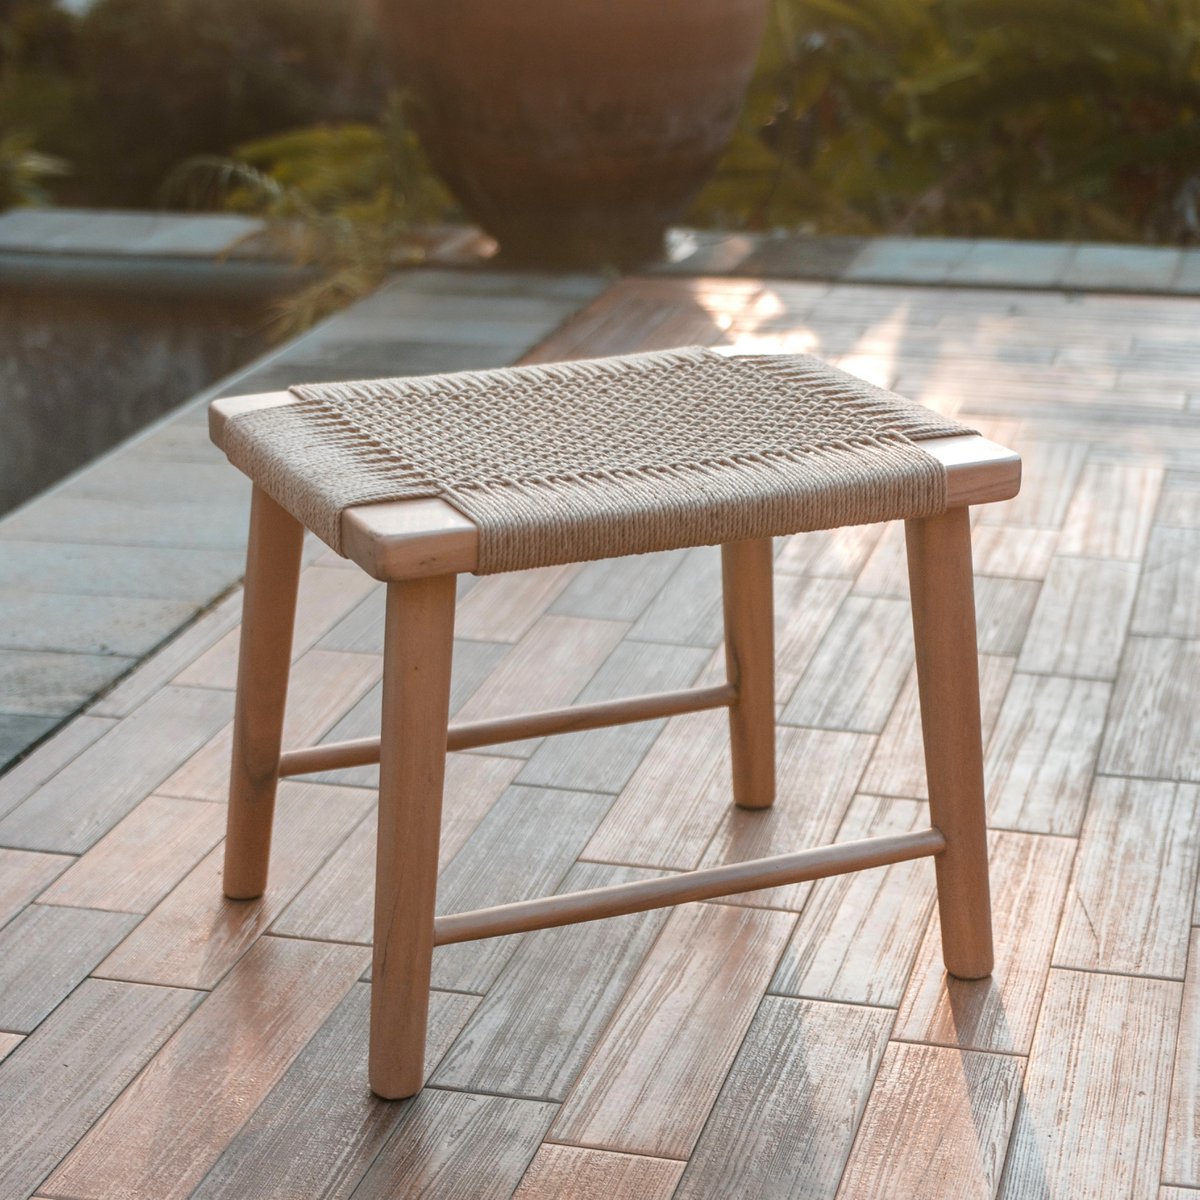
xmin=222 ymin=346 xmax=973 ymax=573
xmin=210 ymin=344 xmax=1020 ymax=1101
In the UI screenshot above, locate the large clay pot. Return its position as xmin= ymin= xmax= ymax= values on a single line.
xmin=377 ymin=0 xmax=769 ymax=267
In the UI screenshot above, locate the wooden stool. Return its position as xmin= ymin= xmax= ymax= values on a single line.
xmin=210 ymin=348 xmax=1020 ymax=1099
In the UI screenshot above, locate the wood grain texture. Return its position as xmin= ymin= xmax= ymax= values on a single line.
xmin=0 ymin=978 xmax=199 ymax=1200
xmin=976 ymin=439 xmax=1087 ymax=529
xmin=999 ymin=969 xmax=1181 ymax=1200
xmin=1057 ymin=461 xmax=1164 ymax=558
xmin=38 ymin=794 xmax=225 ymax=913
xmin=452 ymin=616 xmax=629 ymax=755
xmin=1164 ymin=927 xmax=1200 ymax=1188
xmin=0 ymin=903 xmax=138 ymax=1032
xmin=629 ymin=545 xmax=725 ymax=647
xmin=984 ymin=673 xmax=1111 ymax=835
xmin=1053 ymin=777 xmax=1200 ymax=978
xmin=894 ymin=831 xmax=1076 ymax=1054
xmin=549 ymin=902 xmax=795 ymax=1158
xmin=972 ymin=576 xmax=1042 ymax=656
xmin=43 ymin=936 xmax=368 ymax=1200
xmin=431 ymin=862 xmax=671 ymax=1101
xmin=675 ymin=995 xmax=891 ymax=1200
xmin=0 ymin=714 xmax=115 ymax=822
xmin=780 ymin=595 xmax=913 ymax=733
xmin=1132 ymin=526 xmax=1200 ymax=637
xmin=697 ymin=727 xmax=876 ymax=910
xmin=769 ymin=795 xmax=936 ymax=1006
xmin=860 ymin=654 xmax=1013 ymax=802
xmin=453 ymin=564 xmax=579 ymax=642
xmin=271 ymin=754 xmax=520 ymax=945
xmin=190 ymin=984 xmax=478 ymax=1200
xmin=0 ymin=1029 xmax=21 ymax=1060
xmin=970 ymin=525 xmax=1059 ymax=580
xmin=852 ymin=521 xmax=909 ymax=598
xmin=0 ymin=687 xmax=232 ymax=852
xmin=587 ymin=717 xmax=871 ymax=875
xmin=157 ymin=650 xmax=381 ymax=801
xmin=516 ymin=639 xmax=709 ymax=794
xmin=431 ymin=784 xmax=612 ymax=994
xmin=96 ymin=782 xmax=373 ymax=989
xmin=174 ymin=565 xmax=375 ymax=688
xmin=774 ymin=523 xmax=882 ymax=579
xmin=514 ymin=1146 xmax=684 ymax=1200
xmin=837 ymin=1043 xmax=1024 ymax=1200
xmin=0 ymin=847 xmax=71 ymax=927
xmin=1017 ymin=556 xmax=1140 ymax=679
xmin=306 ymin=639 xmax=510 ymax=788
xmin=1099 ymin=636 xmax=1200 ymax=782
xmin=581 ymin=707 xmax=730 ymax=869
xmin=773 ymin=574 xmax=853 ymax=704
xmin=550 ymin=551 xmax=685 ymax=622
xmin=347 ymin=1090 xmax=557 ymax=1200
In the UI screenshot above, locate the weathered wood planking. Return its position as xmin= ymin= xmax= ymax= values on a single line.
xmin=453 ymin=564 xmax=581 ymax=642
xmin=1163 ymin=927 xmax=1200 ymax=1188
xmin=1057 ymin=461 xmax=1164 ymax=559
xmin=675 ymin=995 xmax=892 ymax=1199
xmin=0 ymin=688 xmax=232 ymax=852
xmin=174 ymin=565 xmax=375 ymax=689
xmin=272 ymin=755 xmax=521 ymax=945
xmin=0 ymin=904 xmax=139 ymax=1032
xmin=1017 ymin=557 xmax=1140 ymax=679
xmin=431 ymin=862 xmax=671 ymax=1101
xmin=549 ymin=902 xmax=795 ymax=1159
xmin=348 ymin=1090 xmax=558 ymax=1200
xmin=894 ymin=831 xmax=1076 ymax=1054
xmin=780 ymin=595 xmax=914 ymax=733
xmin=96 ymin=783 xmax=373 ymax=989
xmin=999 ymin=969 xmax=1181 ymax=1199
xmin=837 ymin=1043 xmax=1024 ymax=1200
xmin=984 ymin=673 xmax=1111 ymax=835
xmin=1054 ymin=777 xmax=1200 ymax=978
xmin=157 ymin=651 xmax=381 ymax=801
xmin=514 ymin=1146 xmax=685 ymax=1200
xmin=38 ymin=794 xmax=225 ymax=913
xmin=43 ymin=937 xmax=368 ymax=1200
xmin=0 ymin=847 xmax=71 ymax=927
xmin=1099 ymin=636 xmax=1200 ymax=782
xmin=770 ymin=795 xmax=935 ymax=1007
xmin=190 ymin=984 xmax=478 ymax=1200
xmin=0 ymin=978 xmax=199 ymax=1200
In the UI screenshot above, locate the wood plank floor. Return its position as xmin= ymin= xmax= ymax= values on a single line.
xmin=3 ymin=273 xmax=1200 ymax=1198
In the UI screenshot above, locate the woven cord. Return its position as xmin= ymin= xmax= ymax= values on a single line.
xmin=222 ymin=347 xmax=974 ymax=573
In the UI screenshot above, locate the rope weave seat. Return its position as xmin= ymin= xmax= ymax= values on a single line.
xmin=223 ymin=346 xmax=974 ymax=573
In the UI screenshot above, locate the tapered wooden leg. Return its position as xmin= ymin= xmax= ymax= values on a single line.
xmin=721 ymin=538 xmax=776 ymax=810
xmin=369 ymin=573 xmax=457 ymax=1099
xmin=223 ymin=486 xmax=304 ymax=900
xmin=905 ymin=508 xmax=994 ymax=980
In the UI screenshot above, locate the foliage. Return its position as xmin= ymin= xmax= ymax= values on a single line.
xmin=166 ymin=101 xmax=454 ymax=336
xmin=0 ymin=0 xmax=387 ymax=208
xmin=0 ymin=129 xmax=67 ymax=207
xmin=692 ymin=0 xmax=1200 ymax=243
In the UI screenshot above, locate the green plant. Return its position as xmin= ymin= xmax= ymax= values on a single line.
xmin=692 ymin=0 xmax=1200 ymax=243
xmin=167 ymin=99 xmax=454 ymax=336
xmin=0 ymin=129 xmax=66 ymax=208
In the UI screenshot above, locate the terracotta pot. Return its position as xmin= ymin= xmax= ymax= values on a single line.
xmin=377 ymin=0 xmax=769 ymax=267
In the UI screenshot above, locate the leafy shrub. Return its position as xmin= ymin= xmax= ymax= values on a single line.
xmin=692 ymin=0 xmax=1200 ymax=243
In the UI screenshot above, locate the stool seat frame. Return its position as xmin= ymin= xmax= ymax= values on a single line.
xmin=211 ymin=391 xmax=1021 ymax=1100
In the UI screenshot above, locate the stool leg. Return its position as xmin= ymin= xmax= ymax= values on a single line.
xmin=721 ymin=538 xmax=776 ymax=810
xmin=369 ymin=574 xmax=456 ymax=1099
xmin=224 ymin=486 xmax=304 ymax=900
xmin=905 ymin=508 xmax=994 ymax=980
